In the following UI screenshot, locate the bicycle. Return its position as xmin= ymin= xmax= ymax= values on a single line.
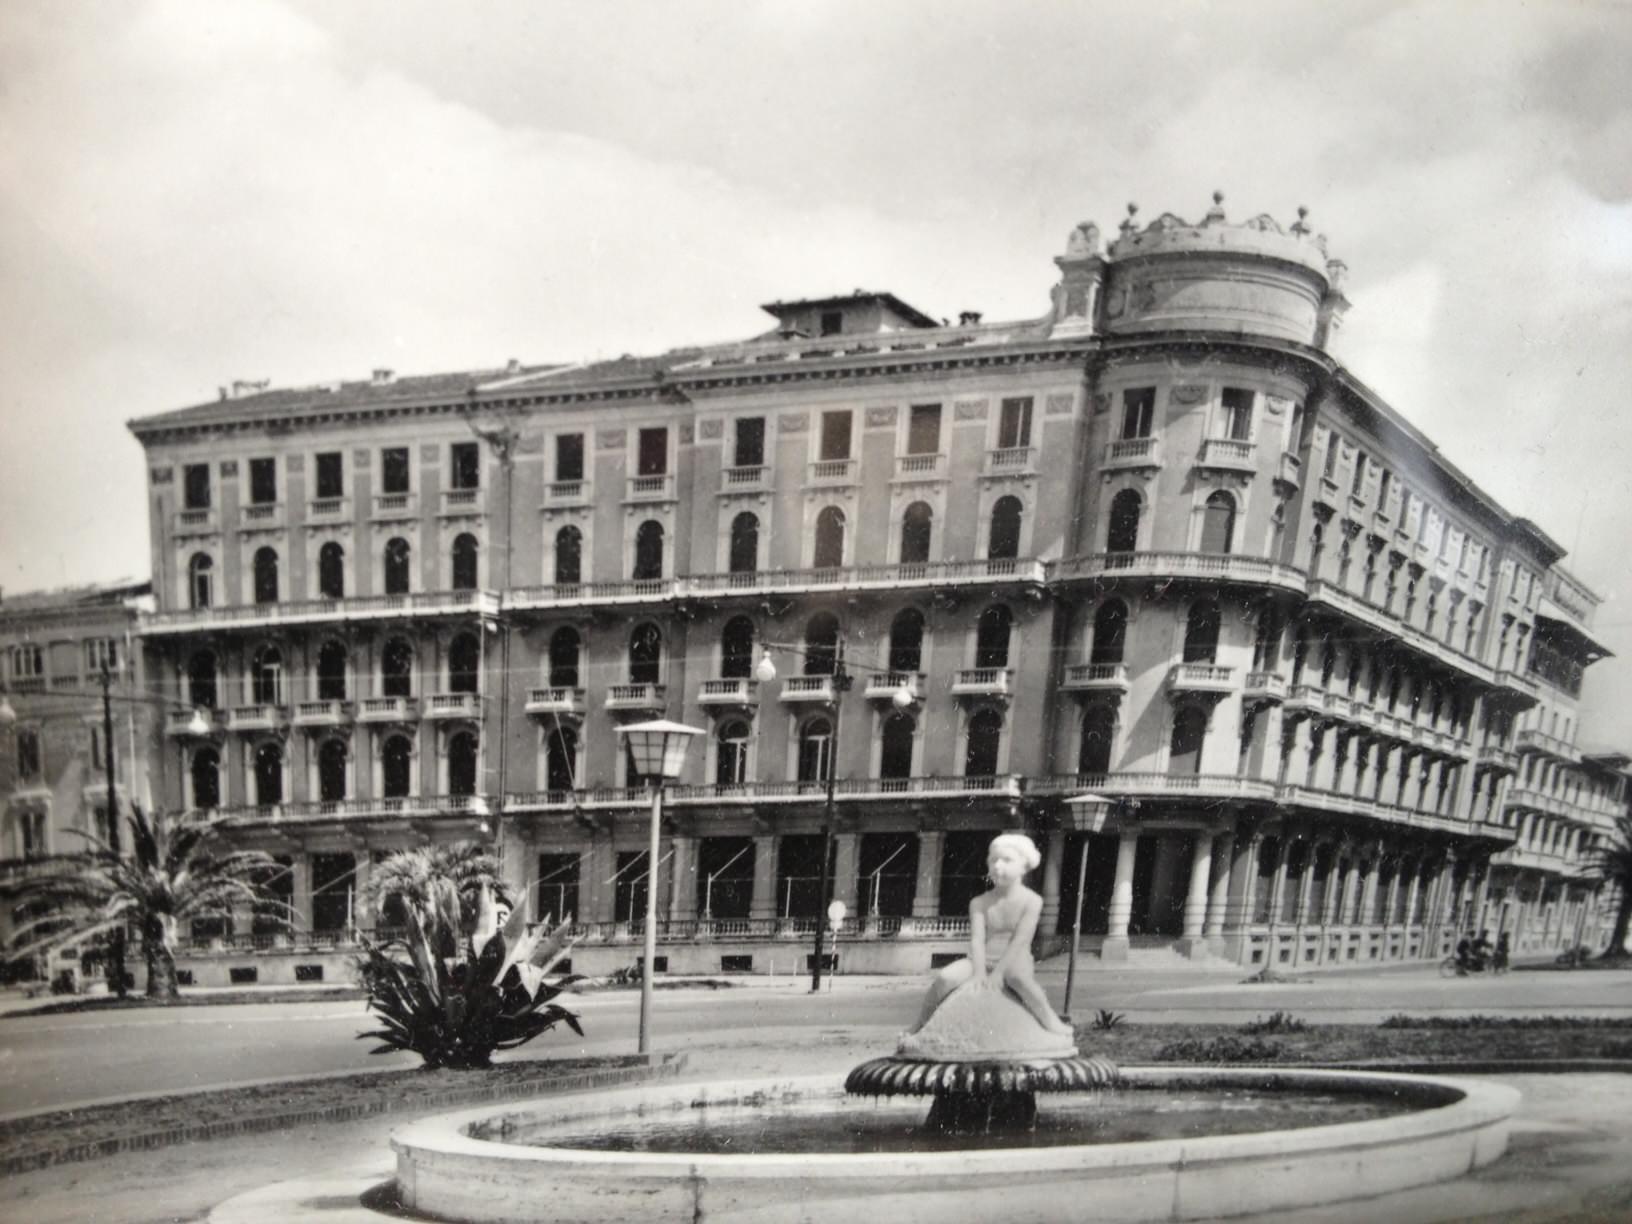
xmin=1438 ymin=954 xmax=1506 ymax=977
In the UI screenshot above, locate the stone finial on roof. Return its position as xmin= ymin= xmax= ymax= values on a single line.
xmin=1063 ymin=221 xmax=1101 ymax=259
xmin=1291 ymin=206 xmax=1311 ymax=237
xmin=1204 ymin=190 xmax=1227 ymax=225
xmin=1119 ymin=203 xmax=1140 ymax=237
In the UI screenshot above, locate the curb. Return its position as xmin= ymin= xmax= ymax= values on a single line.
xmin=0 ymin=1056 xmax=682 ymax=1179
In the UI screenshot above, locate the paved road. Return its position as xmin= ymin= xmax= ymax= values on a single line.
xmin=1 ymin=964 xmax=1627 ymax=1117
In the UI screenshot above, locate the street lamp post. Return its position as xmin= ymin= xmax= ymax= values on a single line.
xmin=1062 ymin=793 xmax=1113 ymax=1021
xmin=616 ymin=718 xmax=702 ymax=1057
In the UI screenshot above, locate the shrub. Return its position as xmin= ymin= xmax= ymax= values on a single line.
xmin=1091 ymin=1009 xmax=1127 ymax=1031
xmin=1379 ymin=1014 xmax=1632 ymax=1031
xmin=1155 ymin=1036 xmax=1283 ymax=1063
xmin=1242 ymin=1011 xmax=1307 ymax=1035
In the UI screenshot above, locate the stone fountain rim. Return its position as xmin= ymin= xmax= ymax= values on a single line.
xmin=391 ymin=1066 xmax=1519 ymax=1175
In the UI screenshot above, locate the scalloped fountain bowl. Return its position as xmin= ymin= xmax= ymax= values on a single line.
xmin=390 ymin=1066 xmax=1518 ymax=1223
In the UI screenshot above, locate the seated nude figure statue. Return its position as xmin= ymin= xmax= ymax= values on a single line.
xmin=906 ymin=833 xmax=1074 ymax=1040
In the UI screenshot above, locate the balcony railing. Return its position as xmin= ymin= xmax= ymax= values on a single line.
xmin=1198 ymin=438 xmax=1257 ymax=473
xmin=1168 ymin=663 xmax=1234 ymax=693
xmin=1304 ymin=580 xmax=1493 ymax=686
xmin=504 ymin=775 xmax=1025 ymax=812
xmin=1242 ymin=671 xmax=1287 ymax=703
xmin=292 ymin=699 xmax=351 ymax=727
xmin=174 ymin=508 xmax=217 ymax=536
xmin=141 ymin=588 xmax=499 ymax=635
xmin=1275 ymin=451 xmax=1301 ymax=488
xmin=525 ymin=687 xmax=586 ymax=717
xmin=605 ymin=683 xmax=665 ymax=712
xmin=697 ymin=678 xmax=757 ymax=707
xmin=225 ymin=704 xmax=283 ymax=733
xmin=625 ymin=473 xmax=676 ymax=502
xmin=779 ymin=675 xmax=836 ymax=704
xmin=864 ymin=671 xmax=923 ymax=702
xmin=1102 ymin=436 xmax=1161 ymax=470
xmin=1516 ymin=728 xmax=1581 ymax=762
xmin=983 ymin=447 xmax=1037 ymax=477
xmin=1052 ymin=552 xmax=1307 ymax=594
xmin=806 ymin=458 xmax=857 ymax=485
xmin=424 ymin=692 xmax=481 ymax=720
xmin=1027 ymin=772 xmax=1277 ymax=801
xmin=543 ymin=480 xmax=591 ymax=505
xmin=1476 ymin=744 xmax=1520 ymax=773
xmin=214 ymin=794 xmax=486 ymax=826
xmin=719 ymin=466 xmax=771 ymax=493
xmin=357 ymin=695 xmax=418 ymax=722
xmin=239 ymin=502 xmax=283 ymax=530
xmin=439 ymin=488 xmax=483 ymax=516
xmin=306 ymin=497 xmax=349 ymax=521
xmin=371 ymin=492 xmax=417 ymax=519
xmin=507 ymin=578 xmax=674 ymax=609
xmin=951 ymin=668 xmax=1013 ymax=697
xmin=893 ymin=453 xmax=946 ymax=481
xmin=683 ymin=557 xmax=1047 ymax=599
xmin=1060 ymin=663 xmax=1130 ymax=694
xmin=166 ymin=707 xmax=218 ymax=737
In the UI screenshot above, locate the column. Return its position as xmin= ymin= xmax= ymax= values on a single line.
xmin=832 ymin=832 xmax=860 ymax=917
xmin=291 ymin=855 xmax=314 ymax=936
xmin=1179 ymin=831 xmax=1215 ymax=957
xmin=749 ymin=834 xmax=778 ymax=921
xmin=585 ymin=835 xmax=616 ymax=924
xmin=1339 ymin=854 xmax=1361 ymax=927
xmin=351 ymin=851 xmax=371 ymax=937
xmin=667 ymin=834 xmax=695 ymax=923
xmin=1039 ymin=831 xmax=1065 ymax=935
xmin=1100 ymin=831 xmax=1140 ymax=961
xmin=1204 ymin=831 xmax=1235 ymax=939
xmin=1402 ymin=867 xmax=1422 ymax=952
xmin=911 ymin=831 xmax=944 ymax=919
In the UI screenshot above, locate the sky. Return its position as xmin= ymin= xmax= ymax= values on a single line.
xmin=2 ymin=0 xmax=1630 ymax=745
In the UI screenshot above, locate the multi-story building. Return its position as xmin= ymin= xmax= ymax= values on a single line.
xmin=0 ymin=580 xmax=154 ymax=976
xmin=125 ymin=194 xmax=1627 ymax=983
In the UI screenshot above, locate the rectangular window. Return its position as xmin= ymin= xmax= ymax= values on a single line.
xmin=89 ymin=725 xmax=105 ymax=771
xmin=11 ymin=644 xmax=43 ymax=680
xmin=820 ymin=310 xmax=843 ymax=337
xmin=1120 ymin=388 xmax=1155 ymax=439
xmin=1376 ymin=468 xmax=1392 ymax=508
xmin=450 ymin=442 xmax=481 ymax=490
xmin=1418 ymin=504 xmax=1433 ymax=544
xmin=819 ymin=410 xmax=853 ymax=461
xmin=314 ymin=452 xmax=343 ymax=499
xmin=733 ymin=417 xmax=765 ymax=468
xmin=21 ymin=810 xmax=46 ymax=858
xmin=997 ymin=396 xmax=1033 ymax=449
xmin=381 ymin=447 xmax=411 ymax=494
xmin=555 ymin=433 xmax=585 ymax=482
xmin=249 ymin=457 xmax=277 ymax=505
xmin=1351 ymin=450 xmax=1367 ymax=494
xmin=637 ymin=427 xmax=668 ymax=476
xmin=1221 ymin=388 xmax=1254 ymax=441
xmin=183 ymin=463 xmax=211 ymax=510
xmin=906 ymin=403 xmax=941 ymax=455
xmin=85 ymin=638 xmax=120 ymax=674
xmin=16 ymin=728 xmax=41 ymax=783
xmin=1323 ymin=434 xmax=1340 ymax=479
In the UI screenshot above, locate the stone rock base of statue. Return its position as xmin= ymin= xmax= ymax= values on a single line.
xmin=845 ymin=981 xmax=1119 ymax=1135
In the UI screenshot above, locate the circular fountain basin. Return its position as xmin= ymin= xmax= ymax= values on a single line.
xmin=391 ymin=1069 xmax=1518 ymax=1223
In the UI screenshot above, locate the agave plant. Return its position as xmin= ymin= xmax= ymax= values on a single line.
xmin=357 ymin=844 xmax=582 ymax=1069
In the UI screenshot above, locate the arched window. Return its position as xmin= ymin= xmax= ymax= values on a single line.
xmin=448 ymin=632 xmax=480 ymax=694
xmin=803 ymin=612 xmax=839 ymax=676
xmin=253 ymin=741 xmax=283 ymax=806
xmin=554 ymin=525 xmax=582 ymax=586
xmin=716 ymin=719 xmax=750 ymax=785
xmin=1078 ymin=705 xmax=1116 ymax=775
xmin=633 ymin=520 xmax=664 ymax=581
xmin=253 ymin=547 xmax=280 ymax=604
xmin=381 ymin=638 xmax=414 ymax=698
xmin=988 ymin=496 xmax=1023 ymax=560
xmin=629 ymin=623 xmax=662 ymax=684
xmin=721 ymin=616 xmax=755 ymax=679
xmin=191 ymin=747 xmax=220 ymax=811
xmin=1107 ymin=490 xmax=1141 ymax=554
xmin=1200 ymin=491 xmax=1236 ymax=555
xmin=548 ymin=627 xmax=580 ymax=688
xmin=189 ymin=554 xmax=214 ymax=609
xmin=451 ymin=533 xmax=479 ymax=591
xmin=1183 ymin=600 xmax=1221 ymax=664
xmin=383 ymin=537 xmax=411 ymax=596
xmin=545 ymin=723 xmax=578 ymax=792
xmin=1090 ymin=600 xmax=1128 ymax=665
xmin=318 ymin=541 xmax=346 ymax=599
xmin=316 ymin=640 xmax=348 ymax=701
xmin=448 ymin=731 xmax=478 ymax=797
xmin=187 ymin=650 xmax=218 ymax=709
xmin=1169 ymin=707 xmax=1207 ymax=775
xmin=814 ymin=506 xmax=846 ymax=569
xmin=250 ymin=645 xmax=283 ymax=705
xmin=900 ymin=502 xmax=933 ymax=565
xmin=965 ymin=708 xmax=1004 ymax=776
xmin=318 ymin=739 xmax=348 ymax=802
xmin=382 ymin=735 xmax=413 ymax=798
xmin=729 ymin=512 xmax=759 ymax=575
xmin=889 ymin=608 xmax=925 ymax=674
xmin=798 ymin=717 xmax=834 ymax=783
xmin=975 ymin=604 xmax=1013 ymax=669
xmin=880 ymin=711 xmax=916 ymax=780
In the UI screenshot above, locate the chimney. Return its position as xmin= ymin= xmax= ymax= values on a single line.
xmin=372 ymin=368 xmax=395 ymax=386
xmin=505 ymin=358 xmax=522 ymax=375
xmin=958 ymin=311 xmax=983 ymax=326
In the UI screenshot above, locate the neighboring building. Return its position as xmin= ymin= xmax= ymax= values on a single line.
xmin=124 ymin=194 xmax=1627 ymax=984
xmin=0 ymin=580 xmax=154 ymax=973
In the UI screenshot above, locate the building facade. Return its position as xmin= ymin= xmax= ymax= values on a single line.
xmin=124 ymin=195 xmax=1627 ymax=983
xmin=0 ymin=581 xmax=154 ymax=976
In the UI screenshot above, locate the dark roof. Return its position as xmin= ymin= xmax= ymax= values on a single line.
xmin=0 ymin=579 xmax=150 ymax=615
xmin=759 ymin=291 xmax=939 ymax=330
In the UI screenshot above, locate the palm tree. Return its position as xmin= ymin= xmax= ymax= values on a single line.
xmin=365 ymin=842 xmax=513 ymax=955
xmin=7 ymin=805 xmax=284 ymax=1000
xmin=1574 ymin=811 xmax=1632 ymax=960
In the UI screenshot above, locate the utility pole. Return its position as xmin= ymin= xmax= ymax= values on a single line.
xmin=100 ymin=662 xmax=128 ymax=997
xmin=811 ymin=641 xmax=852 ymax=992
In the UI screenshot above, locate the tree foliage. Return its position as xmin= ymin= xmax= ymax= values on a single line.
xmin=357 ymin=842 xmax=581 ymax=1069
xmin=6 ymin=806 xmax=285 ymax=999
xmin=1577 ymin=811 xmax=1632 ymax=959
